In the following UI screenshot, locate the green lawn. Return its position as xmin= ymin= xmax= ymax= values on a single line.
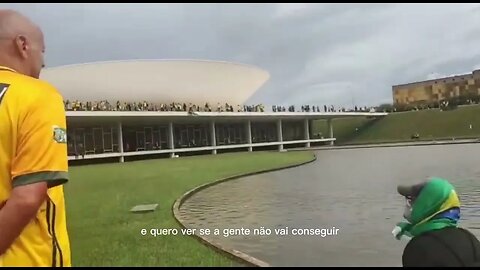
xmin=65 ymin=151 xmax=315 ymax=266
xmin=312 ymin=105 xmax=480 ymax=145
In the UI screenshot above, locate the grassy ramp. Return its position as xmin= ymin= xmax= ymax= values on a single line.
xmin=312 ymin=105 xmax=480 ymax=145
xmin=65 ymin=151 xmax=315 ymax=266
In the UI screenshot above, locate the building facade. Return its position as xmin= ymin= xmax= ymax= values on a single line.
xmin=65 ymin=111 xmax=389 ymax=163
xmin=392 ymin=69 xmax=480 ymax=106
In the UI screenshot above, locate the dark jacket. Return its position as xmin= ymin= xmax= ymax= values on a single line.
xmin=403 ymin=227 xmax=480 ymax=267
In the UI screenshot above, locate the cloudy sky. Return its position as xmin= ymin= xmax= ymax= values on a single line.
xmin=3 ymin=3 xmax=480 ymax=107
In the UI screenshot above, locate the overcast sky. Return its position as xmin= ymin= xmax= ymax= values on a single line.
xmin=2 ymin=3 xmax=480 ymax=107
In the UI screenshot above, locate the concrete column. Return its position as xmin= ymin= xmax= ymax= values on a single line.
xmin=309 ymin=120 xmax=314 ymax=139
xmin=304 ymin=118 xmax=310 ymax=148
xmin=277 ymin=119 xmax=283 ymax=151
xmin=118 ymin=121 xmax=124 ymax=163
xmin=328 ymin=118 xmax=334 ymax=146
xmin=246 ymin=120 xmax=252 ymax=152
xmin=168 ymin=122 xmax=175 ymax=158
xmin=210 ymin=121 xmax=217 ymax=155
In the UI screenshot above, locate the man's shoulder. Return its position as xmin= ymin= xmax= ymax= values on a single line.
xmin=8 ymin=74 xmax=63 ymax=103
xmin=15 ymin=75 xmax=60 ymax=95
xmin=403 ymin=227 xmax=480 ymax=267
xmin=418 ymin=226 xmax=468 ymax=237
xmin=410 ymin=226 xmax=480 ymax=248
xmin=430 ymin=226 xmax=477 ymax=237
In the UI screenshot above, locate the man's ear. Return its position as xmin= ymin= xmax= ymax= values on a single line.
xmin=14 ymin=35 xmax=29 ymax=59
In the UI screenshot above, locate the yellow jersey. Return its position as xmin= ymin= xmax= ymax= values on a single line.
xmin=0 ymin=66 xmax=71 ymax=267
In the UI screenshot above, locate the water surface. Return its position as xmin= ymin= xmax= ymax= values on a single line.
xmin=179 ymin=144 xmax=480 ymax=266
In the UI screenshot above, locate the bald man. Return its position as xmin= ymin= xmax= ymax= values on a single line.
xmin=0 ymin=10 xmax=71 ymax=266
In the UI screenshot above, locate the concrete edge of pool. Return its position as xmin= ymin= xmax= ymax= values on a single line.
xmin=172 ymin=153 xmax=318 ymax=267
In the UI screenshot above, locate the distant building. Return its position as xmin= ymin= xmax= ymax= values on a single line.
xmin=392 ymin=69 xmax=480 ymax=106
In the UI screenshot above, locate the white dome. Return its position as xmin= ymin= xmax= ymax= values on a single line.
xmin=40 ymin=59 xmax=270 ymax=105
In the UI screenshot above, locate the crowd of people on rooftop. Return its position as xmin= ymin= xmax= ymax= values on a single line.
xmin=63 ymin=91 xmax=480 ymax=114
xmin=63 ymin=99 xmax=378 ymax=113
xmin=272 ymin=105 xmax=376 ymax=113
xmin=63 ymin=100 xmax=266 ymax=113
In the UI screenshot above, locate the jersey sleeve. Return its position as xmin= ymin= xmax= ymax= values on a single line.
xmin=11 ymin=89 xmax=69 ymax=188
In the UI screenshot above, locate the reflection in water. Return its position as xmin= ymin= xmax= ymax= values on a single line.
xmin=179 ymin=144 xmax=480 ymax=266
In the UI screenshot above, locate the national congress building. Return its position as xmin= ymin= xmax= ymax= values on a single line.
xmin=40 ymin=59 xmax=387 ymax=163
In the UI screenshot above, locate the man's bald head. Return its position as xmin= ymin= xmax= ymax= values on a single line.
xmin=0 ymin=9 xmax=45 ymax=79
xmin=0 ymin=10 xmax=40 ymax=38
